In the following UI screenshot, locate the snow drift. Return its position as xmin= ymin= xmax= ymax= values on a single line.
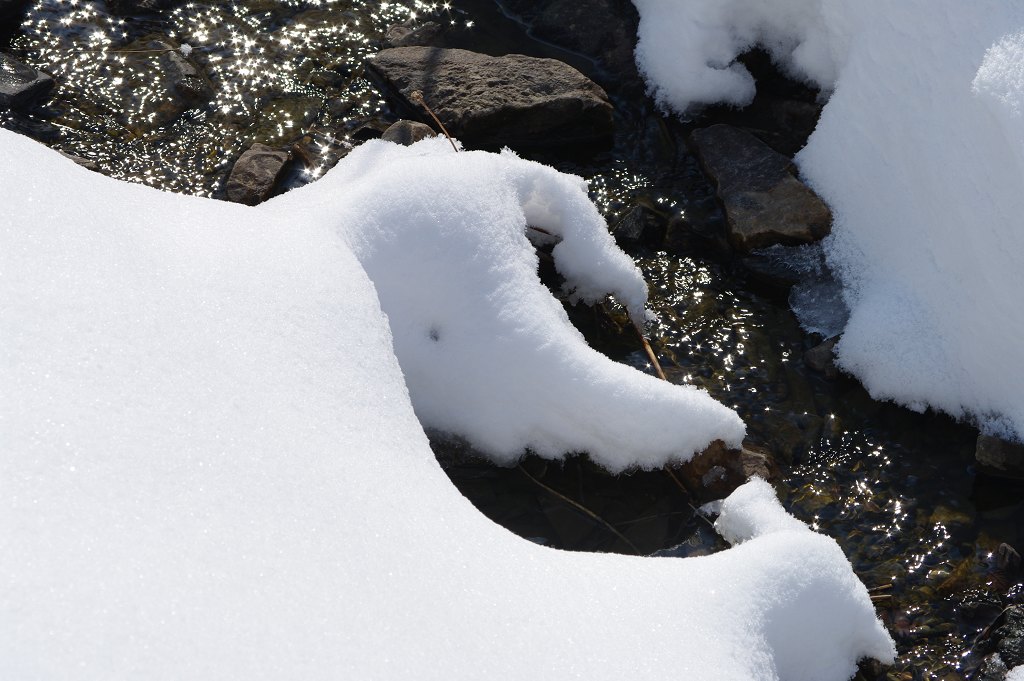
xmin=0 ymin=128 xmax=892 ymax=678
xmin=633 ymin=0 xmax=1024 ymax=440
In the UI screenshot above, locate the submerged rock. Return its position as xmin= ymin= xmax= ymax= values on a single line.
xmin=367 ymin=47 xmax=613 ymax=150
xmin=976 ymin=434 xmax=1024 ymax=479
xmin=610 ymin=203 xmax=667 ymax=248
xmin=150 ymin=39 xmax=214 ymax=105
xmin=225 ymin=143 xmax=291 ymax=206
xmin=381 ymin=119 xmax=436 ymax=146
xmin=385 ymin=21 xmax=444 ymax=48
xmin=503 ymin=0 xmax=642 ymax=83
xmin=0 ymin=53 xmax=53 ymax=111
xmin=106 ymin=0 xmax=181 ymax=14
xmin=690 ymin=124 xmax=831 ymax=252
xmin=804 ymin=336 xmax=840 ymax=379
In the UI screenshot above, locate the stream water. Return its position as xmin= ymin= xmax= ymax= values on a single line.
xmin=5 ymin=1 xmax=1024 ymax=678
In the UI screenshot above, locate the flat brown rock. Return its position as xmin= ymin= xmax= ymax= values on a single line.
xmin=367 ymin=47 xmax=613 ymax=149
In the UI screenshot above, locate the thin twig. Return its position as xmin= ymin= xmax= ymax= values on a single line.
xmin=634 ymin=322 xmax=667 ymax=380
xmin=409 ymin=90 xmax=458 ymax=153
xmin=517 ymin=465 xmax=640 ymax=552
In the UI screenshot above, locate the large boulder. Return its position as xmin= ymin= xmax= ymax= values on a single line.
xmin=0 ymin=53 xmax=53 ymax=111
xmin=690 ymin=124 xmax=832 ymax=252
xmin=367 ymin=47 xmax=613 ymax=150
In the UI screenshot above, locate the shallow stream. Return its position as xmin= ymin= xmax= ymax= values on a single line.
xmin=5 ymin=1 xmax=1024 ymax=678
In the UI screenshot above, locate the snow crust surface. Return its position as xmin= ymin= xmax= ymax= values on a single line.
xmin=633 ymin=0 xmax=1024 ymax=440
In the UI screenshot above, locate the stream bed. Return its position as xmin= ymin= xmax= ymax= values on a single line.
xmin=5 ymin=1 xmax=1024 ymax=678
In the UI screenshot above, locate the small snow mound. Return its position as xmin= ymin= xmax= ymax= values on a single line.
xmin=715 ymin=477 xmax=807 ymax=544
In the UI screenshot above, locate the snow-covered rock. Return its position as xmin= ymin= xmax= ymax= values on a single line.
xmin=632 ymin=0 xmax=1024 ymax=441
xmin=0 ymin=128 xmax=892 ymax=679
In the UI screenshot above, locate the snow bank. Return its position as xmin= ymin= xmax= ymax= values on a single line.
xmin=633 ymin=1 xmax=1024 ymax=440
xmin=1 ymin=129 xmax=893 ymax=679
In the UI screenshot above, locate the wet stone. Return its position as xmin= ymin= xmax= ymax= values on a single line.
xmin=367 ymin=47 xmax=614 ymax=150
xmin=381 ymin=119 xmax=436 ymax=146
xmin=610 ymin=203 xmax=667 ymax=248
xmin=0 ymin=52 xmax=53 ymax=111
xmin=385 ymin=20 xmax=444 ymax=48
xmin=225 ymin=143 xmax=291 ymax=206
xmin=674 ymin=440 xmax=774 ymax=503
xmin=804 ymin=336 xmax=840 ymax=379
xmin=977 ymin=434 xmax=1024 ymax=479
xmin=996 ymin=606 xmax=1024 ymax=667
xmin=690 ymin=124 xmax=832 ymax=252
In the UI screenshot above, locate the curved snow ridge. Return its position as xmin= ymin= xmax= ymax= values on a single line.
xmin=272 ymin=138 xmax=745 ymax=470
xmin=633 ymin=0 xmax=1024 ymax=440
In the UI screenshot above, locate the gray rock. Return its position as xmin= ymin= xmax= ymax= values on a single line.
xmin=0 ymin=53 xmax=54 ymax=111
xmin=381 ymin=119 xmax=436 ymax=146
xmin=225 ymin=144 xmax=291 ymax=206
xmin=804 ymin=337 xmax=840 ymax=379
xmin=367 ymin=47 xmax=613 ymax=150
xmin=690 ymin=124 xmax=832 ymax=252
xmin=976 ymin=434 xmax=1024 ymax=478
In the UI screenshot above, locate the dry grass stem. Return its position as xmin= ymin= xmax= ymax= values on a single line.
xmin=517 ymin=464 xmax=640 ymax=552
xmin=409 ymin=90 xmax=459 ymax=153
